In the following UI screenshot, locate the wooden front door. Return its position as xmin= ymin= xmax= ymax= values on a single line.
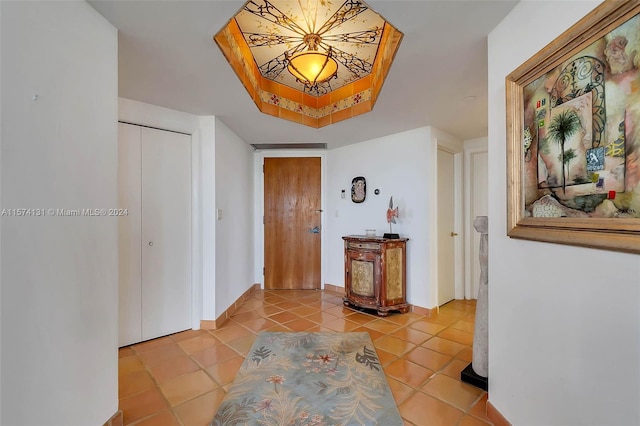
xmin=264 ymin=157 xmax=321 ymax=289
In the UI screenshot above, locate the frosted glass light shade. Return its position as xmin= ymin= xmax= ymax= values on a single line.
xmin=287 ymin=51 xmax=338 ymax=85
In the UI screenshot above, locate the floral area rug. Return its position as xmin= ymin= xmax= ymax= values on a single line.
xmin=210 ymin=332 xmax=403 ymax=426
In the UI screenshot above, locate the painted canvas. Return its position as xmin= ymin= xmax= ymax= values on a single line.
xmin=522 ymin=12 xmax=640 ymax=218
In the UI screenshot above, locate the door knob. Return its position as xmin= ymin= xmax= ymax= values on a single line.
xmin=149 ymin=241 xmax=154 ymax=246
xmin=450 ymin=232 xmax=458 ymax=237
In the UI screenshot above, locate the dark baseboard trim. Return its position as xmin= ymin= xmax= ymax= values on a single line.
xmin=487 ymin=400 xmax=512 ymax=426
xmin=103 ymin=410 xmax=123 ymax=426
xmin=323 ymin=283 xmax=343 ymax=293
xmin=324 ymin=283 xmax=437 ymax=317
xmin=201 ymin=283 xmax=261 ymax=329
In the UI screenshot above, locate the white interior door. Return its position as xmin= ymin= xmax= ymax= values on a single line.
xmin=118 ymin=123 xmax=192 ymax=346
xmin=437 ymin=148 xmax=456 ymax=305
xmin=118 ymin=123 xmax=143 ymax=346
xmin=141 ymin=127 xmax=192 ymax=341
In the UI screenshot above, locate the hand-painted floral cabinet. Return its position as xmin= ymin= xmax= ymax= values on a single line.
xmin=342 ymin=235 xmax=409 ymax=316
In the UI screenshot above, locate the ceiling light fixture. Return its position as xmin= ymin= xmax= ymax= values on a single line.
xmin=285 ymin=33 xmax=338 ymax=89
xmin=214 ymin=0 xmax=404 ymax=127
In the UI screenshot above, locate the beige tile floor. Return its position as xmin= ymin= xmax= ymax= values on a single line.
xmin=118 ymin=289 xmax=492 ymax=426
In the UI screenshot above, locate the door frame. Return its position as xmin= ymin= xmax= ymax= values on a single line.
xmin=254 ymin=150 xmax=327 ymax=289
xmin=436 ymin=147 xmax=457 ymax=305
xmin=429 ymin=136 xmax=464 ymax=308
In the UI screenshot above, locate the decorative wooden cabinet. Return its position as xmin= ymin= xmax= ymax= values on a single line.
xmin=342 ymin=235 xmax=409 ymax=316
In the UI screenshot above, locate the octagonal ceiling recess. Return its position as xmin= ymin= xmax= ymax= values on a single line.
xmin=214 ymin=0 xmax=403 ymax=128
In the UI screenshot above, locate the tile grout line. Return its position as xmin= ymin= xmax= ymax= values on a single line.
xmin=119 ymin=293 xmax=488 ymax=425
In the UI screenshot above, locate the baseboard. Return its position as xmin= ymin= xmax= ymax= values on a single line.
xmin=410 ymin=304 xmax=437 ymax=317
xmin=324 ymin=283 xmax=436 ymax=317
xmin=200 ymin=283 xmax=261 ymax=330
xmin=103 ymin=410 xmax=123 ymax=426
xmin=323 ymin=283 xmax=343 ymax=294
xmin=487 ymin=400 xmax=512 ymax=426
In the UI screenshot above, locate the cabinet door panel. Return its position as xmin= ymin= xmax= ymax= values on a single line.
xmin=118 ymin=123 xmax=143 ymax=347
xmin=345 ymin=249 xmax=380 ymax=307
xmin=385 ymin=247 xmax=404 ymax=301
xmin=141 ymin=127 xmax=192 ymax=341
xmin=350 ymin=258 xmax=375 ymax=297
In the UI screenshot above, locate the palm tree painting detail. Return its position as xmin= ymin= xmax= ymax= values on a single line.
xmin=559 ymin=148 xmax=577 ymax=186
xmin=546 ymin=109 xmax=582 ymax=192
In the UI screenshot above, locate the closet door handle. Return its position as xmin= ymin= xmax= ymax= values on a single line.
xmin=148 ymin=241 xmax=154 ymax=246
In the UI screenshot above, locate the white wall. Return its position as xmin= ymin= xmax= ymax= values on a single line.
xmin=1 ymin=2 xmax=118 ymax=424
xmin=214 ymin=118 xmax=255 ymax=316
xmin=326 ymin=127 xmax=435 ymax=308
xmin=488 ymin=2 xmax=640 ymax=425
xmin=1 ymin=1 xmax=4 ymax=419
xmin=199 ymin=117 xmax=216 ymax=321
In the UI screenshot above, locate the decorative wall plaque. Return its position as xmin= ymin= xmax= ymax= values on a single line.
xmin=351 ymin=176 xmax=366 ymax=203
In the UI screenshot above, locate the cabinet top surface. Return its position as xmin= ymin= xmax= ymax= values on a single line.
xmin=342 ymin=235 xmax=409 ymax=242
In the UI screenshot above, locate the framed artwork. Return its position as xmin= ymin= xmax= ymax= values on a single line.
xmin=351 ymin=176 xmax=366 ymax=203
xmin=506 ymin=0 xmax=640 ymax=253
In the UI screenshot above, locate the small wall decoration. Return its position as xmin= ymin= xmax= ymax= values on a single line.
xmin=506 ymin=1 xmax=640 ymax=253
xmin=351 ymin=176 xmax=366 ymax=203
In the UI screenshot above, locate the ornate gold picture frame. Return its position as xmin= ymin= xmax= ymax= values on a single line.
xmin=506 ymin=0 xmax=640 ymax=253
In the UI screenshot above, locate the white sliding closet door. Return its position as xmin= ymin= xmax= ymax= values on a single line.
xmin=118 ymin=123 xmax=192 ymax=347
xmin=141 ymin=127 xmax=192 ymax=341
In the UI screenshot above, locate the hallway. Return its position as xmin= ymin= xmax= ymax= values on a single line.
xmin=118 ymin=289 xmax=490 ymax=425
